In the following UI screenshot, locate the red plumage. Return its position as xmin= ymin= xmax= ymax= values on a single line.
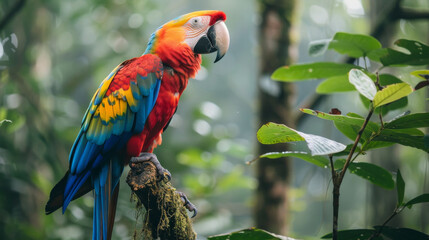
xmin=125 ymin=45 xmax=202 ymax=161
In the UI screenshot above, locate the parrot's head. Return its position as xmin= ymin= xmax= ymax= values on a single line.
xmin=145 ymin=10 xmax=230 ymax=68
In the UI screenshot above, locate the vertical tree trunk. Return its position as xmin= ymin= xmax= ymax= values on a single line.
xmin=255 ymin=0 xmax=297 ymax=235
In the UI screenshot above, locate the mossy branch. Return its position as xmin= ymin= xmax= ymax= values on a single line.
xmin=126 ymin=161 xmax=196 ymax=240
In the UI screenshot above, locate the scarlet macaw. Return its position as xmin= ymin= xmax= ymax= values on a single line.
xmin=45 ymin=10 xmax=229 ymax=240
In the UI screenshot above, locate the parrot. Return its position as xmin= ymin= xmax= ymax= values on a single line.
xmin=45 ymin=10 xmax=229 ymax=240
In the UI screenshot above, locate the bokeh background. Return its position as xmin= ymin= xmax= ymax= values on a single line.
xmin=0 ymin=0 xmax=428 ymax=239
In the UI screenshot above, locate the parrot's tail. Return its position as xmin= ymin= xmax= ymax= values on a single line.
xmin=92 ymin=158 xmax=123 ymax=240
xmin=45 ymin=171 xmax=93 ymax=215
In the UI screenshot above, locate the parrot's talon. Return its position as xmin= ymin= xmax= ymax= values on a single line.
xmin=178 ymin=192 xmax=198 ymax=218
xmin=130 ymin=152 xmax=171 ymax=182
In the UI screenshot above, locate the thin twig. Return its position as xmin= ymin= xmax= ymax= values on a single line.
xmin=368 ymin=208 xmax=400 ymax=240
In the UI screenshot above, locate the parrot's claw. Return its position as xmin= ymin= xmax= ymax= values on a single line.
xmin=178 ymin=192 xmax=197 ymax=218
xmin=130 ymin=152 xmax=171 ymax=182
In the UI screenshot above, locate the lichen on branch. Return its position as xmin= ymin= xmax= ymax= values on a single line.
xmin=126 ymin=161 xmax=196 ymax=240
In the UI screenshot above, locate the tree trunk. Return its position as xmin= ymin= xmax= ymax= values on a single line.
xmin=255 ymin=0 xmax=298 ymax=235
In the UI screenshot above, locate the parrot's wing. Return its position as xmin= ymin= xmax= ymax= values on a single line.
xmin=69 ymin=54 xmax=163 ymax=174
xmin=61 ymin=54 xmax=163 ymax=210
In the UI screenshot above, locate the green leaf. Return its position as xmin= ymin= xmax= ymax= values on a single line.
xmin=260 ymin=151 xmax=329 ymax=168
xmin=373 ymin=83 xmax=413 ymax=108
xmin=404 ymin=193 xmax=429 ymax=208
xmin=410 ymin=70 xmax=429 ymax=81
xmin=257 ymin=123 xmax=304 ymax=144
xmin=300 ymin=109 xmax=380 ymax=145
xmin=328 ymin=32 xmax=382 ymax=58
xmin=389 ymin=128 xmax=424 ymax=136
xmin=385 ymin=113 xmax=429 ymax=129
xmin=316 ymin=75 xmax=356 ymax=93
xmin=349 ymin=69 xmax=377 ymax=100
xmin=272 ymin=62 xmax=361 ymax=82
xmin=396 ymin=169 xmax=405 ymax=206
xmin=332 ymin=144 xmax=361 ymax=157
xmin=0 ymin=119 xmax=11 ymax=127
xmin=375 ymin=226 xmax=429 ymax=240
xmin=348 ymin=162 xmax=395 ymax=189
xmin=334 ymin=122 xmax=385 ymax=149
xmin=373 ymin=131 xmax=429 ymax=153
xmin=208 ymin=228 xmax=294 ymax=240
xmin=362 ymin=141 xmax=395 ymax=151
xmin=322 ymin=229 xmax=382 ymax=240
xmin=309 ymin=39 xmax=331 ymax=56
xmin=367 ymin=48 xmax=389 ymax=62
xmin=300 ymin=108 xmax=370 ymax=127
xmin=257 ymin=122 xmax=346 ymax=155
xmin=333 ymin=159 xmax=346 ymax=170
xmin=360 ymin=75 xmax=409 ymax=115
xmin=380 ymin=39 xmax=429 ymax=66
xmin=379 ymin=74 xmax=403 ymax=85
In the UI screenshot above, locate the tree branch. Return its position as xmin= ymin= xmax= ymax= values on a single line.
xmin=331 ymin=108 xmax=374 ymax=240
xmin=398 ymin=7 xmax=429 ymax=20
xmin=0 ymin=0 xmax=26 ymax=31
xmin=126 ymin=161 xmax=196 ymax=240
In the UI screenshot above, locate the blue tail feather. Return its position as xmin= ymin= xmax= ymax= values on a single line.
xmin=92 ymin=157 xmax=124 ymax=240
xmin=62 ymin=170 xmax=91 ymax=214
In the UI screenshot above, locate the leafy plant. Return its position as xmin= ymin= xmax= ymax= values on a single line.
xmin=256 ymin=32 xmax=429 ymax=240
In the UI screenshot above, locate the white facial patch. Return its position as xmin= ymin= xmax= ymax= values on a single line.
xmin=183 ymin=16 xmax=211 ymax=50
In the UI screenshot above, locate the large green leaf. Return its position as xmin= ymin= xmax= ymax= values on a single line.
xmin=375 ymin=226 xmax=429 ymax=240
xmin=373 ymin=130 xmax=429 ymax=153
xmin=380 ymin=39 xmax=429 ymax=66
xmin=316 ymin=75 xmax=355 ymax=93
xmin=322 ymin=229 xmax=382 ymax=240
xmin=328 ymin=32 xmax=382 ymax=58
xmin=385 ymin=113 xmax=429 ymax=129
xmin=208 ymin=228 xmax=295 ymax=240
xmin=396 ymin=169 xmax=405 ymax=206
xmin=373 ymin=83 xmax=413 ymax=108
xmin=404 ymin=193 xmax=429 ymax=208
xmin=260 ymin=151 xmax=329 ymax=168
xmin=367 ymin=48 xmax=389 ymax=62
xmin=257 ymin=123 xmax=304 ymax=144
xmin=272 ymin=62 xmax=361 ymax=82
xmin=349 ymin=69 xmax=377 ymax=100
xmin=257 ymin=122 xmax=346 ymax=155
xmin=348 ymin=162 xmax=395 ymax=189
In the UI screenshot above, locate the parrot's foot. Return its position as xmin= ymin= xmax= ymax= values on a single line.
xmin=178 ymin=192 xmax=197 ymax=218
xmin=130 ymin=152 xmax=171 ymax=182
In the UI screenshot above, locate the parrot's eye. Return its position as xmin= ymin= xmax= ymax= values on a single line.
xmin=189 ymin=17 xmax=203 ymax=28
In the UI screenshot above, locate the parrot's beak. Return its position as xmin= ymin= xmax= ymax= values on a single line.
xmin=194 ymin=21 xmax=230 ymax=63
